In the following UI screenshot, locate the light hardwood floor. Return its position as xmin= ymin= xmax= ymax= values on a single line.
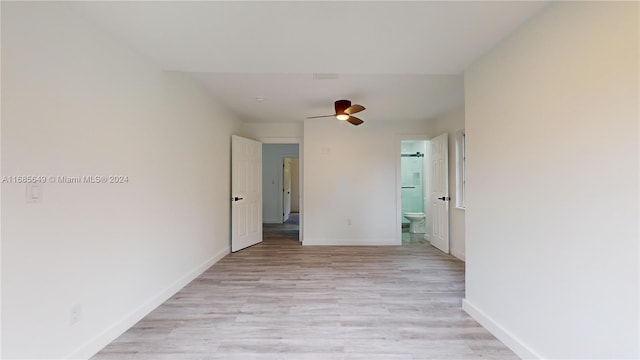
xmin=93 ymin=222 xmax=517 ymax=360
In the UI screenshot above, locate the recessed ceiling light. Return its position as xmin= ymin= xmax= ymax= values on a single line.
xmin=256 ymin=96 xmax=265 ymax=102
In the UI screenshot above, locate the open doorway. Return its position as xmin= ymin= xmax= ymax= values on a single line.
xmin=262 ymin=144 xmax=300 ymax=242
xmin=282 ymin=157 xmax=300 ymax=223
xmin=399 ymin=139 xmax=431 ymax=245
xmin=397 ymin=134 xmax=451 ymax=253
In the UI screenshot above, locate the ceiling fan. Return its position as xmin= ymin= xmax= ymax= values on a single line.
xmin=307 ymin=99 xmax=365 ymax=126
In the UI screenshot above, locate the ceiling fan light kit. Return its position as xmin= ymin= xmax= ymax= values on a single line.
xmin=307 ymin=99 xmax=366 ymax=126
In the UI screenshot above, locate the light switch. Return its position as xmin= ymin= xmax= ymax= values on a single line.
xmin=26 ymin=183 xmax=42 ymax=203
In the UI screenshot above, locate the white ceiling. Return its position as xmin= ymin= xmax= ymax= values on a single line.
xmin=71 ymin=1 xmax=547 ymax=124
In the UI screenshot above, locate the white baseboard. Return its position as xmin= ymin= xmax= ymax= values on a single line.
xmin=450 ymin=248 xmax=465 ymax=261
xmin=462 ymin=299 xmax=541 ymax=359
xmin=66 ymin=247 xmax=230 ymax=360
xmin=303 ymin=238 xmax=399 ymax=246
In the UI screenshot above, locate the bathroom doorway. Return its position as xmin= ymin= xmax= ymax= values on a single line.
xmin=400 ymin=139 xmax=431 ymax=245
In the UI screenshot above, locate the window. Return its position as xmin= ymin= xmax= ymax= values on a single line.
xmin=455 ymin=130 xmax=466 ymax=209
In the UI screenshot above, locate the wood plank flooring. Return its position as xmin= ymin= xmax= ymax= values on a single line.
xmin=92 ymin=222 xmax=517 ymax=360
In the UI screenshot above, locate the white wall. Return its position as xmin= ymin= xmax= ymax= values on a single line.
xmin=262 ymin=144 xmax=299 ymax=223
xmin=428 ymin=107 xmax=465 ymax=260
xmin=243 ymin=122 xmax=303 ymax=141
xmin=463 ymin=2 xmax=638 ymax=359
xmin=303 ymin=119 xmax=431 ymax=245
xmin=1 ymin=3 xmax=242 ymax=359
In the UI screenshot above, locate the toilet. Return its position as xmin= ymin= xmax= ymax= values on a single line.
xmin=403 ymin=212 xmax=426 ymax=234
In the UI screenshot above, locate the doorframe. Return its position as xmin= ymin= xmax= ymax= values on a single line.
xmin=259 ymin=137 xmax=303 ymax=242
xmin=396 ymin=134 xmax=431 ymax=244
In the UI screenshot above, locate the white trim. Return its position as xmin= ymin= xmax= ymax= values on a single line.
xmin=462 ymin=300 xmax=541 ymax=359
xmin=455 ymin=130 xmax=466 ymax=209
xmin=66 ymin=247 xmax=230 ymax=360
xmin=450 ymin=248 xmax=465 ymax=261
xmin=303 ymin=238 xmax=398 ymax=246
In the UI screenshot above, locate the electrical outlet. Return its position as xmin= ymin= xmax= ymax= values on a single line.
xmin=70 ymin=304 xmax=82 ymax=326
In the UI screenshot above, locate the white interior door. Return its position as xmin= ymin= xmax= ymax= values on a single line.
xmin=430 ymin=133 xmax=450 ymax=253
xmin=282 ymin=158 xmax=292 ymax=222
xmin=231 ymin=135 xmax=262 ymax=252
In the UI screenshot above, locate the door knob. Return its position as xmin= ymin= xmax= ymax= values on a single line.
xmin=232 ymin=197 xmax=244 ymax=202
xmin=437 ymin=196 xmax=451 ymax=201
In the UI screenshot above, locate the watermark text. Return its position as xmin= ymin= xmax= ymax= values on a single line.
xmin=2 ymin=175 xmax=129 ymax=184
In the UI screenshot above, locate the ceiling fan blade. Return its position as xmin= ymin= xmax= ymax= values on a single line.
xmin=344 ymin=104 xmax=365 ymax=115
xmin=306 ymin=114 xmax=336 ymax=119
xmin=347 ymin=116 xmax=364 ymax=126
xmin=335 ymin=100 xmax=351 ymax=114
